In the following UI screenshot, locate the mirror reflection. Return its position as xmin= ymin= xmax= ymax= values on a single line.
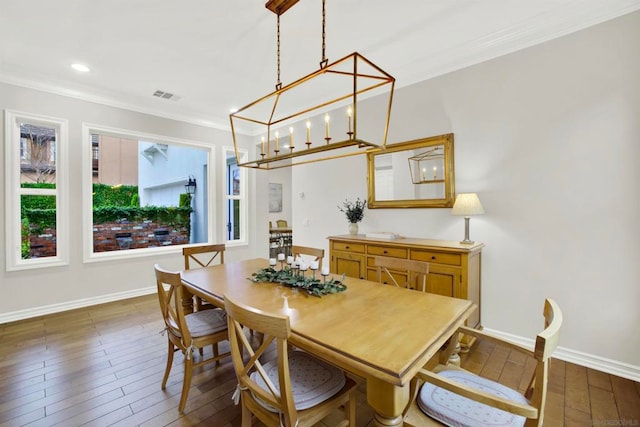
xmin=367 ymin=134 xmax=455 ymax=208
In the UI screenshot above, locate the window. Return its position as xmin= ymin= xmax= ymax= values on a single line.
xmin=4 ymin=110 xmax=68 ymax=271
xmin=224 ymin=147 xmax=247 ymax=245
xmin=82 ymin=124 xmax=216 ymax=261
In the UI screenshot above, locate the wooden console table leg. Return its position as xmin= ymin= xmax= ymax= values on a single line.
xmin=367 ymin=376 xmax=409 ymax=427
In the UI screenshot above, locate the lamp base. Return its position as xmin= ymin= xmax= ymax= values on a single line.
xmin=460 ymin=216 xmax=474 ymax=245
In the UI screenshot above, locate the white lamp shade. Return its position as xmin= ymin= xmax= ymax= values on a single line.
xmin=451 ymin=193 xmax=485 ymax=216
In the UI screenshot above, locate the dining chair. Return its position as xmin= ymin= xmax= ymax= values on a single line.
xmin=224 ymin=293 xmax=356 ymax=427
xmin=373 ymin=256 xmax=429 ymax=292
xmin=276 ymin=219 xmax=288 ymax=228
xmin=154 ymin=264 xmax=230 ymax=413
xmin=183 ymin=244 xmax=225 ymax=311
xmin=404 ymin=298 xmax=563 ymax=427
xmin=291 ymin=245 xmax=325 ymax=270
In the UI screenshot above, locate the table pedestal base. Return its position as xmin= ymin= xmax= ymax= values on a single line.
xmin=367 ymin=377 xmax=409 ymax=427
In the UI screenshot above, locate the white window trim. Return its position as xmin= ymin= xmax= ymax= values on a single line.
xmin=81 ymin=123 xmax=216 ymax=263
xmin=223 ymin=146 xmax=248 ymax=247
xmin=4 ymin=110 xmax=69 ymax=271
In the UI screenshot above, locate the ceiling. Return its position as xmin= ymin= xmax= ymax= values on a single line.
xmin=1 ymin=0 xmax=638 ymax=134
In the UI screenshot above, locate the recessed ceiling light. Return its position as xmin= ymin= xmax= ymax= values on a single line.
xmin=71 ymin=63 xmax=90 ymax=73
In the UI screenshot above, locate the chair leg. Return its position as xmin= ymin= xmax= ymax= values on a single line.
xmin=179 ymin=355 xmax=193 ymax=413
xmin=212 ymin=342 xmax=220 ymax=365
xmin=161 ymin=339 xmax=174 ymax=390
xmin=241 ymin=400 xmax=253 ymax=427
xmin=346 ymin=390 xmax=356 ymax=426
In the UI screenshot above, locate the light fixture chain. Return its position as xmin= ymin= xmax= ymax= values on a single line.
xmin=320 ymin=0 xmax=328 ymax=68
xmin=276 ymin=13 xmax=282 ymax=90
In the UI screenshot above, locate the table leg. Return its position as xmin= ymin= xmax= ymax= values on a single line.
xmin=366 ymin=376 xmax=409 ymax=427
xmin=181 ymin=288 xmax=194 ymax=315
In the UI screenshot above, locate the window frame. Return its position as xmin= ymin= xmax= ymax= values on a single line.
xmin=4 ymin=110 xmax=69 ymax=271
xmin=223 ymin=146 xmax=248 ymax=247
xmin=81 ymin=123 xmax=216 ymax=263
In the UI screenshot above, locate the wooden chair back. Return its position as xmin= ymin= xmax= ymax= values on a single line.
xmin=224 ymin=294 xmax=299 ymax=425
xmin=155 ymin=265 xmax=192 ymax=349
xmin=276 ymin=219 xmax=288 ymax=228
xmin=404 ymin=298 xmax=563 ymax=427
xmin=291 ymin=245 xmax=325 ymax=270
xmin=526 ymin=298 xmax=563 ymax=423
xmin=373 ymin=256 xmax=429 ymax=292
xmin=183 ymin=244 xmax=225 ymax=269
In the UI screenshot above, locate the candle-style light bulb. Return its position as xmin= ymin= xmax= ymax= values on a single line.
xmin=275 ymin=131 xmax=279 ymax=151
xmin=422 ymin=167 xmax=426 ymax=180
xmin=433 ymin=166 xmax=437 ymax=179
xmin=289 ymin=126 xmax=294 ymax=148
xmin=325 ymin=114 xmax=330 ymax=138
xmin=347 ymin=107 xmax=352 ymax=133
xmin=261 ymin=136 xmax=265 ymax=155
xmin=306 ymin=120 xmax=311 ymax=142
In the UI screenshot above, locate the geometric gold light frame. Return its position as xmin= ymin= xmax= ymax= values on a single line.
xmin=230 ymin=51 xmax=395 ymax=170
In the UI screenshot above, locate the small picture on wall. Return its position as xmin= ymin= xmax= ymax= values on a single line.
xmin=269 ymin=183 xmax=283 ymax=213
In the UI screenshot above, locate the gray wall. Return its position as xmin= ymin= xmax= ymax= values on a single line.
xmin=290 ymin=12 xmax=640 ymax=374
xmin=0 ymin=83 xmax=264 ymax=315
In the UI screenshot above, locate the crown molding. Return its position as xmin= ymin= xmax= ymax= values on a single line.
xmin=2 ymin=2 xmax=638 ymax=137
xmin=0 ymin=72 xmax=242 ymax=134
xmin=398 ymin=1 xmax=640 ymax=88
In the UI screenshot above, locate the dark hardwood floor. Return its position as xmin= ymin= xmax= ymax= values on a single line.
xmin=0 ymin=295 xmax=638 ymax=426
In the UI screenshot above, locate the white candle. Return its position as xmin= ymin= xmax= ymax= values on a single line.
xmin=306 ymin=120 xmax=311 ymax=141
xmin=261 ymin=136 xmax=265 ymax=155
xmin=287 ymin=255 xmax=294 ymax=264
xmin=277 ymin=253 xmax=285 ymax=261
xmin=347 ymin=107 xmax=352 ymax=133
xmin=275 ymin=131 xmax=279 ymax=151
xmin=325 ymin=114 xmax=330 ymax=138
xmin=289 ymin=127 xmax=294 ymax=147
xmin=310 ymin=260 xmax=319 ymax=270
xmin=321 ymin=266 xmax=330 ymax=276
xmin=269 ymin=258 xmax=277 ymax=266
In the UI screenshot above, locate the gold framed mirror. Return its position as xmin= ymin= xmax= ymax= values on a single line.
xmin=367 ymin=134 xmax=455 ymax=208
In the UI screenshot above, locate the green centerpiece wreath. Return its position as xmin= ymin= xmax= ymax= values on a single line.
xmin=250 ymin=267 xmax=346 ymax=297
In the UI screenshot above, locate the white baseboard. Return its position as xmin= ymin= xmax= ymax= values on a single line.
xmin=0 ymin=286 xmax=157 ymax=325
xmin=484 ymin=328 xmax=640 ymax=383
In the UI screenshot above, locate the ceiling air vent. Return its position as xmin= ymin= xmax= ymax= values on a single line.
xmin=152 ymin=90 xmax=180 ymax=101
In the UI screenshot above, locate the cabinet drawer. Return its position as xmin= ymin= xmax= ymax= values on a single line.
xmin=411 ymin=250 xmax=461 ymax=266
xmin=331 ymin=241 xmax=365 ymax=253
xmin=368 ymin=245 xmax=407 ymax=258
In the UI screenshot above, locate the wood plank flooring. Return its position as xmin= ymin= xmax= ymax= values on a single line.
xmin=0 ymin=295 xmax=638 ymax=426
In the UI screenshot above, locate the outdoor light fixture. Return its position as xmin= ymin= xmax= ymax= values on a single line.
xmin=184 ymin=176 xmax=197 ymax=195
xmin=451 ymin=193 xmax=485 ymax=244
xmin=230 ymin=0 xmax=395 ymax=170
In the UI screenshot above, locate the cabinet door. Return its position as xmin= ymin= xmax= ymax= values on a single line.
xmin=331 ymin=251 xmax=365 ymax=279
xmin=426 ymin=264 xmax=462 ymax=298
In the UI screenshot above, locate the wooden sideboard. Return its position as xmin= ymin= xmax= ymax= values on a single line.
xmin=329 ymin=235 xmax=484 ymax=329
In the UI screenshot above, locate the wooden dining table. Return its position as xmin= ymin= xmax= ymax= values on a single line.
xmin=181 ymin=258 xmax=476 ymax=427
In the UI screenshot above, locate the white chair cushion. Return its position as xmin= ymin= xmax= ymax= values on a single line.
xmin=184 ymin=308 xmax=227 ymax=337
xmin=418 ymin=369 xmax=529 ymax=427
xmin=250 ymin=350 xmax=346 ymax=411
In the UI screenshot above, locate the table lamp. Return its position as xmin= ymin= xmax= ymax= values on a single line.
xmin=451 ymin=193 xmax=485 ymax=244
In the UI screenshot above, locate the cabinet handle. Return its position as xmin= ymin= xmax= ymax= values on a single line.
xmin=345 ymin=246 xmax=349 ymax=249
xmin=383 ymin=250 xmax=388 ymax=254
xmin=431 ymin=256 xmax=436 ymax=260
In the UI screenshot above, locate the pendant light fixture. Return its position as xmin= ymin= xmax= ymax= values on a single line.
xmin=230 ymin=0 xmax=395 ymax=170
